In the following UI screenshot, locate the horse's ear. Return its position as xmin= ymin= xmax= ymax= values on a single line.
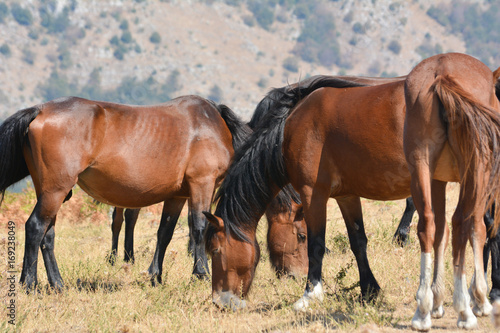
xmin=494 ymin=67 xmax=500 ymax=82
xmin=203 ymin=211 xmax=224 ymax=229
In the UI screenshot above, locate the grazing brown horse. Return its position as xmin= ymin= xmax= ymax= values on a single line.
xmin=404 ymin=53 xmax=500 ymax=330
xmin=0 ymin=95 xmax=251 ymax=290
xmin=203 ymin=76 xmax=417 ymax=310
xmin=203 ymin=62 xmax=500 ymax=322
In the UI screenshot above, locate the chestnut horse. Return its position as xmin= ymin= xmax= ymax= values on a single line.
xmin=203 ymin=76 xmax=415 ymax=310
xmin=0 ymin=95 xmax=251 ymax=290
xmin=404 ymin=53 xmax=500 ymax=330
xmin=203 ymin=62 xmax=500 ymax=323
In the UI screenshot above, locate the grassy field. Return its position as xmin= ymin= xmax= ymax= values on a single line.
xmin=0 ymin=184 xmax=497 ymax=332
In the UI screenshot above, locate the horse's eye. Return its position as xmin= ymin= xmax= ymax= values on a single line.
xmin=212 ymin=248 xmax=220 ymax=255
xmin=298 ymin=233 xmax=306 ymax=242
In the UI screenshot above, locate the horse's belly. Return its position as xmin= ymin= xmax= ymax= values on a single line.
xmin=77 ymin=168 xmax=186 ymax=208
xmin=433 ymin=144 xmax=460 ymax=182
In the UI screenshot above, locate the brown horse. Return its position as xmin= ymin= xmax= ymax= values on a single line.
xmin=203 ymin=62 xmax=500 ymax=322
xmin=203 ymin=76 xmax=414 ymax=310
xmin=0 ymin=95 xmax=251 ymax=290
xmin=404 ymin=53 xmax=500 ymax=330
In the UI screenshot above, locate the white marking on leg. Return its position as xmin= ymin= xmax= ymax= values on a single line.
xmin=293 ymin=282 xmax=324 ymax=312
xmin=469 ymin=235 xmax=492 ymax=317
xmin=432 ymin=241 xmax=446 ymax=318
xmin=412 ymin=252 xmax=433 ymax=331
xmin=454 ymin=273 xmax=477 ymax=329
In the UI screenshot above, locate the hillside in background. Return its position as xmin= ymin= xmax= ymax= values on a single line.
xmin=0 ymin=0 xmax=497 ymax=121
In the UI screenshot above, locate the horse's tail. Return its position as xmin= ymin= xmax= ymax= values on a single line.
xmin=433 ymin=74 xmax=500 ymax=235
xmin=214 ymin=103 xmax=252 ymax=151
xmin=0 ymin=106 xmax=41 ymax=205
xmin=214 ymin=77 xmax=366 ymax=242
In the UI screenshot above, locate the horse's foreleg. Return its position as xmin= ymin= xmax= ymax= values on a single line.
xmin=147 ymin=198 xmax=186 ymax=285
xmin=491 ymin=233 xmax=500 ymax=300
xmin=40 ymin=223 xmax=63 ymax=291
xmin=294 ymin=187 xmax=328 ymax=312
xmin=188 ymin=181 xmax=215 ymax=280
xmin=124 ymin=208 xmax=140 ymax=263
xmin=109 ymin=207 xmax=124 ymax=265
xmin=430 ymin=180 xmax=448 ymax=319
xmin=337 ymin=196 xmax=380 ymax=301
xmin=483 ymin=205 xmax=500 ymax=301
xmin=393 ymin=197 xmax=416 ymax=247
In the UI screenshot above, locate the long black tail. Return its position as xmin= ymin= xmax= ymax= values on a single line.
xmin=214 ymin=103 xmax=252 ymax=151
xmin=0 ymin=106 xmax=40 ymax=205
xmin=214 ymin=76 xmax=367 ymax=242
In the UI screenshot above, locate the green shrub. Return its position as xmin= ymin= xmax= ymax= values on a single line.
xmin=121 ymin=30 xmax=133 ymax=43
xmin=248 ymin=1 xmax=274 ymax=30
xmin=119 ymin=19 xmax=129 ymax=30
xmin=293 ymin=5 xmax=341 ymax=68
xmin=208 ymin=84 xmax=223 ymax=103
xmin=352 ymin=22 xmax=365 ymax=34
xmin=22 ymin=48 xmax=35 ymax=65
xmin=37 ymin=69 xmax=78 ymax=100
xmin=387 ymin=40 xmax=401 ymax=54
xmin=150 ymin=31 xmax=161 ymax=44
xmin=11 ymin=3 xmax=33 ymax=26
xmin=109 ymin=35 xmax=120 ymax=46
xmin=0 ymin=2 xmax=8 ymax=23
xmin=0 ymin=43 xmax=11 ymax=56
xmin=282 ymin=56 xmax=299 ymax=72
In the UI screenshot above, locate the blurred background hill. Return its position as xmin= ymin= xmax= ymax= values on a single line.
xmin=0 ymin=0 xmax=498 ymax=121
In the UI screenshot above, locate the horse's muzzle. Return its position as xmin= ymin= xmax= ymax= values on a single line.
xmin=212 ymin=291 xmax=247 ymax=311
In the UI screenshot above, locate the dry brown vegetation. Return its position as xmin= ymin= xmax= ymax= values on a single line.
xmin=0 ymin=184 xmax=497 ymax=332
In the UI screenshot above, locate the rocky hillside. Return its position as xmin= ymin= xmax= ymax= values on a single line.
xmin=0 ymin=0 xmax=489 ymax=121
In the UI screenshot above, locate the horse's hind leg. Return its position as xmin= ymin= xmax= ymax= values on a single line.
xmin=490 ymin=230 xmax=500 ymax=301
xmin=20 ymin=191 xmax=67 ymax=291
xmin=393 ymin=197 xmax=416 ymax=247
xmin=147 ymin=198 xmax=186 ymax=285
xmin=430 ymin=181 xmax=449 ymax=319
xmin=463 ymin=182 xmax=493 ymax=318
xmin=450 ymin=195 xmax=479 ymax=329
xmin=336 ymin=196 xmax=380 ymax=301
xmin=124 ymin=208 xmax=140 ymax=263
xmin=40 ymin=223 xmax=63 ymax=291
xmin=109 ymin=207 xmax=124 ymax=265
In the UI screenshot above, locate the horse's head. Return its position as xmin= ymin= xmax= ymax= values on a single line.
xmin=266 ymin=200 xmax=308 ymax=278
xmin=203 ymin=212 xmax=260 ymax=311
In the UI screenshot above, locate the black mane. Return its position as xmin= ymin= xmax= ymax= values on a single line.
xmin=211 ymin=76 xmax=368 ymax=243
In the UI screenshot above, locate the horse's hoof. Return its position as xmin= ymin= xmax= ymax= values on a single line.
xmin=457 ymin=311 xmax=478 ymax=330
xmin=192 ymin=273 xmax=210 ymax=281
xmin=293 ymin=296 xmax=311 ymax=312
xmin=431 ymin=305 xmax=444 ymax=319
xmin=411 ymin=309 xmax=431 ymax=331
xmin=472 ymin=300 xmax=492 ymax=317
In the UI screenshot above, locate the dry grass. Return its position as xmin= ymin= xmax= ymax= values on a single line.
xmin=0 ymin=184 xmax=496 ymax=332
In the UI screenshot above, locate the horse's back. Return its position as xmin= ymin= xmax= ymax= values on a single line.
xmin=27 ymin=96 xmax=233 ymax=208
xmin=283 ymin=81 xmax=411 ymax=200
